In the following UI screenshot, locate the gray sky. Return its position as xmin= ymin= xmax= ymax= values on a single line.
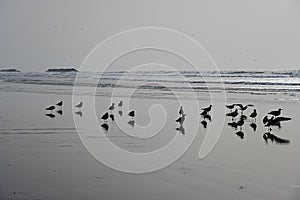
xmin=0 ymin=0 xmax=300 ymax=72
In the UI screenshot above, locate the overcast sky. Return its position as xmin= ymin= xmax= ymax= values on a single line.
xmin=0 ymin=0 xmax=300 ymax=72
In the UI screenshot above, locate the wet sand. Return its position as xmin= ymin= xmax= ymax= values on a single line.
xmin=0 ymin=90 xmax=300 ymax=200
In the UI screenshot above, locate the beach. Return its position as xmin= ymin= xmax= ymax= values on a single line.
xmin=0 ymin=77 xmax=300 ymax=200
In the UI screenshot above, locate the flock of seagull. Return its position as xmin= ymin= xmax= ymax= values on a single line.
xmin=100 ymin=101 xmax=136 ymax=131
xmin=175 ymin=103 xmax=292 ymax=144
xmin=45 ymin=101 xmax=83 ymax=118
xmin=46 ymin=100 xmax=292 ymax=144
xmin=45 ymin=100 xmax=135 ymax=131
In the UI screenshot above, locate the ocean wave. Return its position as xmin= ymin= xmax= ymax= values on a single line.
xmin=0 ymin=70 xmax=300 ymax=94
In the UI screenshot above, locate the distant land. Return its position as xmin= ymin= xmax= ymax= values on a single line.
xmin=0 ymin=68 xmax=21 ymax=72
xmin=46 ymin=68 xmax=78 ymax=72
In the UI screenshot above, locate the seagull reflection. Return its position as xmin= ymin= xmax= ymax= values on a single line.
xmin=250 ymin=122 xmax=257 ymax=131
xmin=57 ymin=110 xmax=63 ymax=116
xmin=45 ymin=113 xmax=55 ymax=119
xmin=118 ymin=110 xmax=123 ymax=116
xmin=228 ymin=121 xmax=238 ymax=130
xmin=101 ymin=123 xmax=109 ymax=131
xmin=75 ymin=111 xmax=83 ymax=117
xmin=128 ymin=120 xmax=135 ymax=127
xmin=176 ymin=124 xmax=186 ymax=134
xmin=263 ymin=132 xmax=290 ymax=145
xmin=240 ymin=114 xmax=247 ymax=121
xmin=110 ymin=114 xmax=115 ymax=121
xmin=201 ymin=120 xmax=208 ymax=128
xmin=203 ymin=114 xmax=212 ymax=122
xmin=235 ymin=130 xmax=244 ymax=139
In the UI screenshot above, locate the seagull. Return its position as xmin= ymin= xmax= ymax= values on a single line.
xmin=118 ymin=101 xmax=123 ymax=107
xmin=226 ymin=104 xmax=235 ymax=110
xmin=237 ymin=118 xmax=245 ymax=129
xmin=128 ymin=110 xmax=135 ymax=119
xmin=226 ymin=109 xmax=238 ymax=120
xmin=235 ymin=104 xmax=254 ymax=113
xmin=175 ymin=114 xmax=186 ymax=124
xmin=263 ymin=115 xmax=269 ymax=124
xmin=46 ymin=105 xmax=55 ymax=113
xmin=268 ymin=108 xmax=282 ymax=116
xmin=179 ymin=106 xmax=184 ymax=115
xmin=101 ymin=112 xmax=109 ymax=122
xmin=56 ymin=100 xmax=63 ymax=107
xmin=109 ymin=114 xmax=115 ymax=121
xmin=249 ymin=109 xmax=257 ymax=121
xmin=75 ymin=102 xmax=83 ymax=108
xmin=109 ymin=103 xmax=115 ymax=112
xmin=200 ymin=109 xmax=208 ymax=116
xmin=202 ymin=105 xmax=212 ymax=113
xmin=201 ymin=120 xmax=208 ymax=128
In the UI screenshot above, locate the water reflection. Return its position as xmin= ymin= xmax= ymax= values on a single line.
xmin=45 ymin=113 xmax=55 ymax=119
xmin=250 ymin=122 xmax=257 ymax=131
xmin=235 ymin=130 xmax=244 ymax=139
xmin=101 ymin=123 xmax=109 ymax=131
xmin=118 ymin=110 xmax=123 ymax=116
xmin=128 ymin=120 xmax=135 ymax=127
xmin=201 ymin=120 xmax=207 ymax=129
xmin=75 ymin=111 xmax=83 ymax=117
xmin=57 ymin=110 xmax=63 ymax=116
xmin=176 ymin=124 xmax=186 ymax=135
xmin=263 ymin=132 xmax=290 ymax=145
